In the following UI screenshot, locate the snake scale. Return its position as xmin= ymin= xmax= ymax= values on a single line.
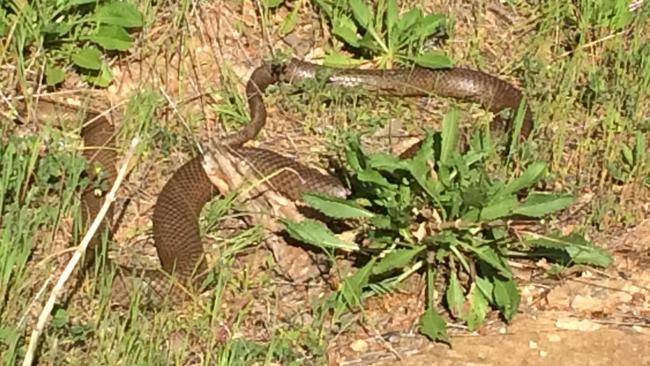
xmin=77 ymin=58 xmax=533 ymax=303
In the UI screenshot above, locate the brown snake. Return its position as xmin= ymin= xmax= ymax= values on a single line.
xmin=75 ymin=57 xmax=533 ymax=303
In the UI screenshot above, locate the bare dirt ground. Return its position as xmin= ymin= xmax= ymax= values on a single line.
xmin=337 ymin=219 xmax=650 ymax=365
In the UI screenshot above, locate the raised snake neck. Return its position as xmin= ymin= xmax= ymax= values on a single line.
xmin=76 ymin=57 xmax=533 ymax=303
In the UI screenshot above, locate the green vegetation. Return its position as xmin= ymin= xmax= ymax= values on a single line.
xmin=1 ymin=0 xmax=648 ymax=364
xmin=1 ymin=0 xmax=144 ymax=87
xmin=283 ymin=112 xmax=611 ymax=341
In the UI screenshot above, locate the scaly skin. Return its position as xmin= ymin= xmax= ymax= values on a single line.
xmin=75 ymin=58 xmax=533 ymax=302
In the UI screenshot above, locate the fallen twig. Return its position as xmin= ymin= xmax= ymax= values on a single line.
xmin=21 ymin=136 xmax=140 ymax=366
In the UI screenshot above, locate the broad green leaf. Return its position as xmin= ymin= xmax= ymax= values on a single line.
xmin=446 ymin=272 xmax=465 ymax=318
xmin=341 ymin=259 xmax=375 ymax=309
xmin=281 ymin=218 xmax=360 ymax=251
xmin=88 ymin=25 xmax=133 ymax=51
xmin=503 ymin=161 xmax=546 ymax=194
xmin=96 ymin=2 xmax=143 ymax=28
xmin=45 ymin=64 xmax=65 ymax=86
xmin=302 ymin=193 xmax=375 ymax=219
xmin=367 ymin=152 xmax=406 ymax=172
xmin=345 ymin=136 xmax=366 ymax=172
xmin=463 ymin=244 xmax=512 ymax=278
xmin=262 ymin=0 xmax=284 ymax=7
xmin=373 ymin=247 xmax=424 ymax=274
xmin=415 ymin=13 xmax=446 ymax=38
xmin=89 ymin=62 xmax=113 ymax=87
xmin=332 ymin=15 xmax=360 ymax=47
xmin=493 ymin=277 xmax=520 ymax=322
xmin=440 ymin=108 xmax=460 ymax=164
xmin=407 ymin=133 xmax=441 ymax=200
xmin=349 ymin=0 xmax=373 ymax=29
xmin=323 ymin=52 xmax=365 ymax=67
xmin=419 ymin=306 xmax=448 ymax=341
xmin=72 ymin=47 xmax=102 ymax=70
xmin=633 ymin=131 xmax=646 ymax=165
xmin=513 ymin=193 xmax=574 ymax=217
xmin=463 ymin=284 xmax=489 ymax=331
xmin=474 ymin=275 xmax=495 ymax=303
xmin=396 ymin=8 xmax=422 ymax=33
xmin=357 ymin=168 xmax=395 ymax=188
xmin=461 ymin=186 xmax=486 ymax=208
xmin=370 ymin=214 xmax=392 ymax=229
xmin=480 ymin=195 xmax=517 ymax=220
xmin=410 ymin=51 xmax=453 ymax=69
xmin=278 ymin=5 xmax=299 ymax=35
xmin=42 ymin=22 xmax=72 ymax=36
xmin=386 ymin=0 xmax=398 ymax=32
xmin=526 ymin=233 xmax=612 ymax=267
xmin=67 ymin=0 xmax=103 ymax=6
xmin=621 ymin=144 xmax=634 ymax=167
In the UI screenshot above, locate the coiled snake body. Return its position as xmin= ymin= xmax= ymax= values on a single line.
xmin=78 ymin=58 xmax=533 ymax=302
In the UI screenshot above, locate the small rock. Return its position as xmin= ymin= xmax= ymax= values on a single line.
xmin=529 ymin=340 xmax=538 ymax=349
xmin=555 ymin=316 xmax=601 ymax=331
xmin=350 ymin=339 xmax=369 ymax=353
xmin=539 ymin=350 xmax=548 ymax=357
xmin=547 ymin=334 xmax=562 ymax=343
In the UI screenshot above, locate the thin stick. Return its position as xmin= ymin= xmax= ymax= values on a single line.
xmin=21 ymin=136 xmax=140 ymax=366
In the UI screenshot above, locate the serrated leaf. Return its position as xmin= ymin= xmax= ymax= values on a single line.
xmin=446 ymin=272 xmax=465 ymax=318
xmin=440 ymin=108 xmax=459 ymax=164
xmin=88 ymin=25 xmax=133 ymax=51
xmin=349 ymin=0 xmax=373 ymax=29
xmin=281 ymin=218 xmax=360 ymax=251
xmin=357 ymin=168 xmax=395 ymax=188
xmin=463 ymin=284 xmax=489 ymax=331
xmin=45 ymin=64 xmax=65 ymax=86
xmin=341 ymin=258 xmax=375 ymax=309
xmin=503 ymin=161 xmax=546 ymax=194
xmin=367 ymin=152 xmax=406 ymax=172
xmin=411 ymin=51 xmax=454 ymax=69
xmin=493 ymin=277 xmax=520 ymax=322
xmin=302 ymin=192 xmax=374 ymax=219
xmin=373 ymin=247 xmax=424 ymax=274
xmin=96 ymin=2 xmax=143 ymax=28
xmin=72 ymin=47 xmax=102 ymax=70
xmin=514 ymin=192 xmax=574 ymax=217
xmin=332 ymin=15 xmax=360 ymax=47
xmin=526 ymin=233 xmax=612 ymax=267
xmin=480 ymin=195 xmax=518 ymax=220
xmin=419 ymin=306 xmax=448 ymax=341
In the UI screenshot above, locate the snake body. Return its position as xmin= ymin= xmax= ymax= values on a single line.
xmin=78 ymin=58 xmax=533 ymax=301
